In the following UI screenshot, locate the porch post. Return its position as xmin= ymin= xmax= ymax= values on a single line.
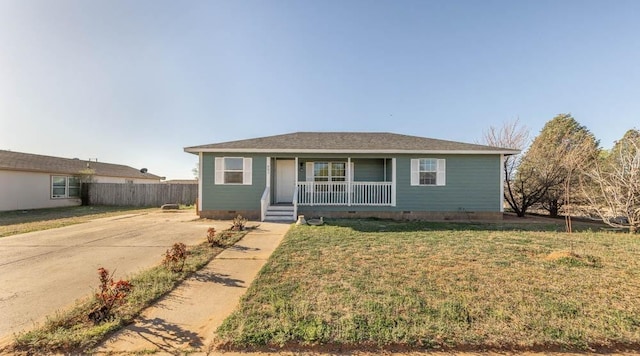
xmin=266 ymin=157 xmax=271 ymax=188
xmin=347 ymin=157 xmax=352 ymax=206
xmin=294 ymin=157 xmax=299 ymax=204
xmin=391 ymin=158 xmax=397 ymax=207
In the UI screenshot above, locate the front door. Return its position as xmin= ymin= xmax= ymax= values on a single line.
xmin=276 ymin=159 xmax=295 ymax=203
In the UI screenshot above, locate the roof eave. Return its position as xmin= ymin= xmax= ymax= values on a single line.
xmin=184 ymin=148 xmax=521 ymax=155
xmin=0 ymin=167 xmax=162 ymax=180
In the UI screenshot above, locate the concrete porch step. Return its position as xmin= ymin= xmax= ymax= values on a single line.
xmin=264 ymin=205 xmax=295 ymax=222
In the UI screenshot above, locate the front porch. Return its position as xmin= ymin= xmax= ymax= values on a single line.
xmin=297 ymin=181 xmax=393 ymax=206
xmin=261 ymin=157 xmax=396 ymax=221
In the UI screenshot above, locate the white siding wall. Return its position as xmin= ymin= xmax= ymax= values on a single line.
xmin=0 ymin=171 xmax=160 ymax=211
xmin=0 ymin=171 xmax=81 ymax=211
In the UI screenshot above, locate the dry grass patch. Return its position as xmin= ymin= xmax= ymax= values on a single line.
xmin=216 ymin=219 xmax=640 ymax=352
xmin=0 ymin=206 xmax=160 ymax=237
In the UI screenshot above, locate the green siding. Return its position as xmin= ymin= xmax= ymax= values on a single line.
xmin=201 ymin=152 xmax=501 ymax=213
xmin=353 ymin=159 xmax=388 ymax=182
xmin=201 ymin=153 xmax=266 ymax=211
xmin=395 ymin=155 xmax=500 ymax=212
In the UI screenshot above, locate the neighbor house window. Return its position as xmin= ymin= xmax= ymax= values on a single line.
xmin=410 ymin=159 xmax=446 ymax=186
xmin=51 ymin=176 xmax=81 ymax=198
xmin=214 ymin=157 xmax=252 ymax=185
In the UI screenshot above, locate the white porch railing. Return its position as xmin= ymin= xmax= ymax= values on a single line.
xmin=297 ymin=181 xmax=392 ymax=206
xmin=260 ymin=186 xmax=270 ymax=221
xmin=351 ymin=182 xmax=393 ymax=205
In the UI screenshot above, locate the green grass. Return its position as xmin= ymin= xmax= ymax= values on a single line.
xmin=216 ymin=219 xmax=640 ymax=352
xmin=9 ymin=230 xmax=247 ymax=354
xmin=0 ymin=206 xmax=162 ymax=237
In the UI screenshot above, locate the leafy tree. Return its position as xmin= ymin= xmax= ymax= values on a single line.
xmin=582 ymin=129 xmax=640 ymax=233
xmin=522 ymin=114 xmax=599 ymax=224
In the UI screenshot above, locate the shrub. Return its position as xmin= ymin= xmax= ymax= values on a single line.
xmin=88 ymin=267 xmax=132 ymax=323
xmin=232 ymin=214 xmax=248 ymax=231
xmin=206 ymin=227 xmax=217 ymax=244
xmin=163 ymin=242 xmax=188 ymax=272
xmin=207 ymin=228 xmax=238 ymax=247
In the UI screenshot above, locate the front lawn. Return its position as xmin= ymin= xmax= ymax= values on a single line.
xmin=217 ymin=219 xmax=640 ymax=352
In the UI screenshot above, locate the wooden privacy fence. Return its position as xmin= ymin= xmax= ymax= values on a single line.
xmin=86 ymin=183 xmax=198 ymax=207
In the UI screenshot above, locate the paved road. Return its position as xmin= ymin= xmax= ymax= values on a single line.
xmin=0 ymin=210 xmax=219 ymax=343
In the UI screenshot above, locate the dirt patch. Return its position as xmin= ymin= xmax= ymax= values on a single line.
xmin=545 ymin=250 xmax=579 ymax=261
xmin=544 ymin=250 xmax=602 ymax=268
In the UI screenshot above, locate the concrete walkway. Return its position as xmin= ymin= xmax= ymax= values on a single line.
xmin=95 ymin=221 xmax=291 ymax=355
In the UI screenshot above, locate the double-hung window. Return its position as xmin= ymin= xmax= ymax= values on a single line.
xmin=410 ymin=158 xmax=446 ymax=186
xmin=51 ymin=176 xmax=81 ymax=198
xmin=310 ymin=162 xmax=347 ymax=192
xmin=214 ymin=157 xmax=252 ymax=185
xmin=312 ymin=162 xmax=346 ymax=182
xmin=304 ymin=161 xmax=354 ymax=196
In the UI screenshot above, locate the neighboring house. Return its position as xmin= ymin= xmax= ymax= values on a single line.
xmin=184 ymin=132 xmax=520 ymax=221
xmin=0 ymin=150 xmax=162 ymax=211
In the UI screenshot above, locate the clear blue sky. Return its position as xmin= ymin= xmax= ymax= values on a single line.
xmin=1 ymin=0 xmax=638 ymax=179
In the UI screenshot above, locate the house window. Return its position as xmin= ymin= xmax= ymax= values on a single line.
xmin=51 ymin=176 xmax=81 ymax=198
xmin=214 ymin=157 xmax=252 ymax=185
xmin=313 ymin=162 xmax=346 ymax=182
xmin=419 ymin=159 xmax=437 ymax=185
xmin=410 ymin=159 xmax=446 ymax=186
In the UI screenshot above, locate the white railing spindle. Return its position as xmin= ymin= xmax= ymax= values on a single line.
xmin=296 ymin=181 xmax=392 ymax=206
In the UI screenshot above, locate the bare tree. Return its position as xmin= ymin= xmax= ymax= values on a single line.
xmin=509 ymin=143 xmax=566 ymax=217
xmin=558 ymin=136 xmax=600 ymax=232
xmin=483 ymin=119 xmax=529 ymax=151
xmin=481 ymin=119 xmax=532 ymax=217
xmin=192 ymin=163 xmax=199 ymax=180
xmin=582 ymin=130 xmax=640 ymax=233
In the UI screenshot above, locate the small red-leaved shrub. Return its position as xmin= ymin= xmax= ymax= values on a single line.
xmin=206 ymin=227 xmax=217 ymax=245
xmin=163 ymin=242 xmax=188 ymax=272
xmin=89 ymin=267 xmax=132 ymax=323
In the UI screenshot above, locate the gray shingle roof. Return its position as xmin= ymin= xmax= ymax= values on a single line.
xmin=0 ymin=150 xmax=162 ymax=180
xmin=185 ymin=132 xmax=519 ymax=154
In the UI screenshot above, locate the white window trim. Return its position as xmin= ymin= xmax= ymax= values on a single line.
xmin=305 ymin=161 xmax=354 ymax=181
xmin=215 ymin=157 xmax=253 ymax=185
xmin=410 ymin=158 xmax=446 ymax=186
xmin=51 ymin=176 xmax=81 ymax=199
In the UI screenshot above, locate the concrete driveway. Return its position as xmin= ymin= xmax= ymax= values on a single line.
xmin=0 ymin=210 xmax=223 ymax=344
